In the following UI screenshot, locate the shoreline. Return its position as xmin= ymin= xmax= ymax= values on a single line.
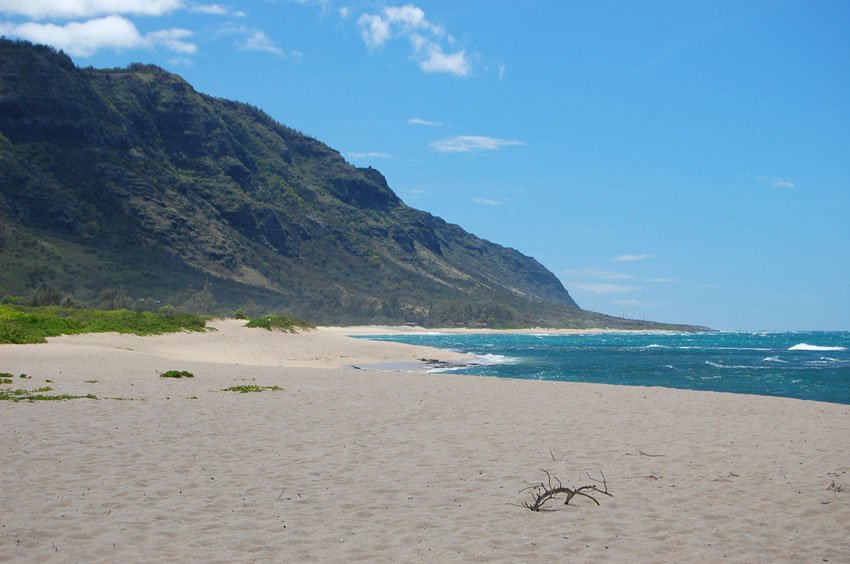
xmin=2 ymin=321 xmax=848 ymax=561
xmin=319 ymin=325 xmax=693 ymax=336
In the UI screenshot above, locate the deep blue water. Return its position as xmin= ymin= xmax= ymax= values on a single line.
xmin=359 ymin=332 xmax=850 ymax=404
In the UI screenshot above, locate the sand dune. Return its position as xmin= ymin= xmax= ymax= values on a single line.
xmin=1 ymin=322 xmax=848 ymax=562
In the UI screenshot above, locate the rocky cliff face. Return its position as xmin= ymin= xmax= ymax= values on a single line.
xmin=1 ymin=40 xmax=696 ymax=329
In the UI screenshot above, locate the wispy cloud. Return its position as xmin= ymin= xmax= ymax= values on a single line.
xmin=756 ymin=175 xmax=795 ymax=189
xmin=408 ymin=117 xmax=442 ymax=126
xmin=357 ymin=4 xmax=471 ymax=77
xmin=347 ymin=151 xmax=392 ymax=159
xmin=472 ymin=197 xmax=505 ymax=206
xmin=237 ymin=30 xmax=282 ymax=54
xmin=190 ymin=4 xmax=226 ymax=15
xmin=189 ymin=3 xmax=245 ymax=16
xmin=571 ymin=283 xmax=640 ymax=295
xmin=647 ymin=277 xmax=677 ymax=283
xmin=0 ymin=0 xmax=182 ymax=19
xmin=612 ymin=253 xmax=656 ymax=262
xmin=498 ymin=62 xmax=505 ymax=80
xmin=769 ymin=178 xmax=795 ymax=188
xmin=0 ymin=15 xmax=195 ymax=57
xmin=430 ymin=135 xmax=524 ymax=153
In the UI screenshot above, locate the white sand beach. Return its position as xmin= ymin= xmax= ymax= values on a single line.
xmin=1 ymin=320 xmax=848 ymax=562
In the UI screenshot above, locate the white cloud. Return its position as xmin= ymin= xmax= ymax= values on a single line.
xmin=612 ymin=253 xmax=656 ymax=262
xmin=757 ymin=175 xmax=795 ymax=189
xmin=189 ymin=3 xmax=244 ymax=16
xmin=571 ymin=283 xmax=640 ymax=295
xmin=408 ymin=117 xmax=441 ymax=126
xmin=190 ymin=3 xmax=227 ymax=15
xmin=338 ymin=6 xmax=350 ymax=19
xmin=472 ymin=197 xmax=504 ymax=206
xmin=358 ymin=13 xmax=391 ymax=48
xmin=498 ymin=63 xmax=505 ymax=80
xmin=147 ymin=28 xmax=195 ymax=54
xmin=237 ymin=31 xmax=282 ymax=55
xmin=430 ymin=135 xmax=524 ymax=153
xmin=769 ymin=178 xmax=795 ymax=188
xmin=647 ymin=277 xmax=677 ymax=283
xmin=418 ymin=43 xmax=469 ymax=76
xmin=0 ymin=0 xmax=182 ymax=19
xmin=347 ymin=151 xmax=392 ymax=159
xmin=357 ymin=3 xmax=470 ymax=77
xmin=0 ymin=15 xmax=195 ymax=57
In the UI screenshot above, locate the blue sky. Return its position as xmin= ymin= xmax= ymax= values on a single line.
xmin=1 ymin=1 xmax=848 ymax=330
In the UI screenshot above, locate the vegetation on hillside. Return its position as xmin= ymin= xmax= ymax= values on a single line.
xmin=0 ymin=39 xmax=704 ymax=331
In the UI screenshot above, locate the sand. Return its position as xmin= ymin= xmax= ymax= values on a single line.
xmin=1 ymin=321 xmax=848 ymax=562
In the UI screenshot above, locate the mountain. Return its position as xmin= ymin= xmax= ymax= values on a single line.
xmin=0 ymin=40 xmax=698 ymax=329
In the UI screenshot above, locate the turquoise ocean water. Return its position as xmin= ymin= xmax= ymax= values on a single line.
xmin=360 ymin=332 xmax=850 ymax=405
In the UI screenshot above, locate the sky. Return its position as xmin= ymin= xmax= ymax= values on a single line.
xmin=1 ymin=1 xmax=848 ymax=330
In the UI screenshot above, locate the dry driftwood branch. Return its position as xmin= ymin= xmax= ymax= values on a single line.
xmin=520 ymin=469 xmax=612 ymax=512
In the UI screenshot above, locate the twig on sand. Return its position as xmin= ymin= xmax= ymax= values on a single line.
xmin=520 ymin=470 xmax=612 ymax=512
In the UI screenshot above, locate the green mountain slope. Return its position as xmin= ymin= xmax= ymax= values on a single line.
xmin=0 ymin=40 xmax=699 ymax=329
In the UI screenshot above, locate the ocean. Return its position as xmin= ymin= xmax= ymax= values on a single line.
xmin=359 ymin=331 xmax=850 ymax=405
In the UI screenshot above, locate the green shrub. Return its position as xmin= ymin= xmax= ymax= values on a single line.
xmin=0 ymin=304 xmax=208 ymax=344
xmin=222 ymin=385 xmax=282 ymax=393
xmin=244 ymin=315 xmax=312 ymax=333
xmin=160 ymin=370 xmax=194 ymax=378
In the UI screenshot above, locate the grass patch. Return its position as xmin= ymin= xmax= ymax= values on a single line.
xmin=160 ymin=370 xmax=194 ymax=379
xmin=0 ymin=377 xmax=12 ymax=384
xmin=222 ymin=385 xmax=283 ymax=393
xmin=0 ymin=386 xmax=97 ymax=402
xmin=85 ymin=379 xmax=98 ymax=383
xmin=0 ymin=304 xmax=208 ymax=344
xmin=244 ymin=315 xmax=312 ymax=333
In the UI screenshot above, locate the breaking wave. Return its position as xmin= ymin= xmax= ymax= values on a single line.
xmin=788 ymin=343 xmax=847 ymax=352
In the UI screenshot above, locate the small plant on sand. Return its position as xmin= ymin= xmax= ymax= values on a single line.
xmin=0 ymin=386 xmax=97 ymax=402
xmin=244 ymin=315 xmax=312 ymax=333
xmin=222 ymin=385 xmax=283 ymax=393
xmin=0 ymin=377 xmax=12 ymax=385
xmin=519 ymin=470 xmax=612 ymax=512
xmin=160 ymin=370 xmax=195 ymax=378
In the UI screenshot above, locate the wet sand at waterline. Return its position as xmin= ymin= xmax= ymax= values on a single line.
xmin=1 ymin=320 xmax=848 ymax=562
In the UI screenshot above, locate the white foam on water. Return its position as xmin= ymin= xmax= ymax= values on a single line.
xmin=643 ymin=344 xmax=668 ymax=349
xmin=428 ymin=365 xmax=466 ymax=373
xmin=474 ymin=353 xmax=517 ymax=365
xmin=788 ymin=343 xmax=847 ymax=352
xmin=762 ymin=356 xmax=788 ymax=363
xmin=705 ymin=360 xmax=768 ymax=370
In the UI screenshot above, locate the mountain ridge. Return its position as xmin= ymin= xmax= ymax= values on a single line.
xmin=0 ymin=39 xmax=701 ymax=330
